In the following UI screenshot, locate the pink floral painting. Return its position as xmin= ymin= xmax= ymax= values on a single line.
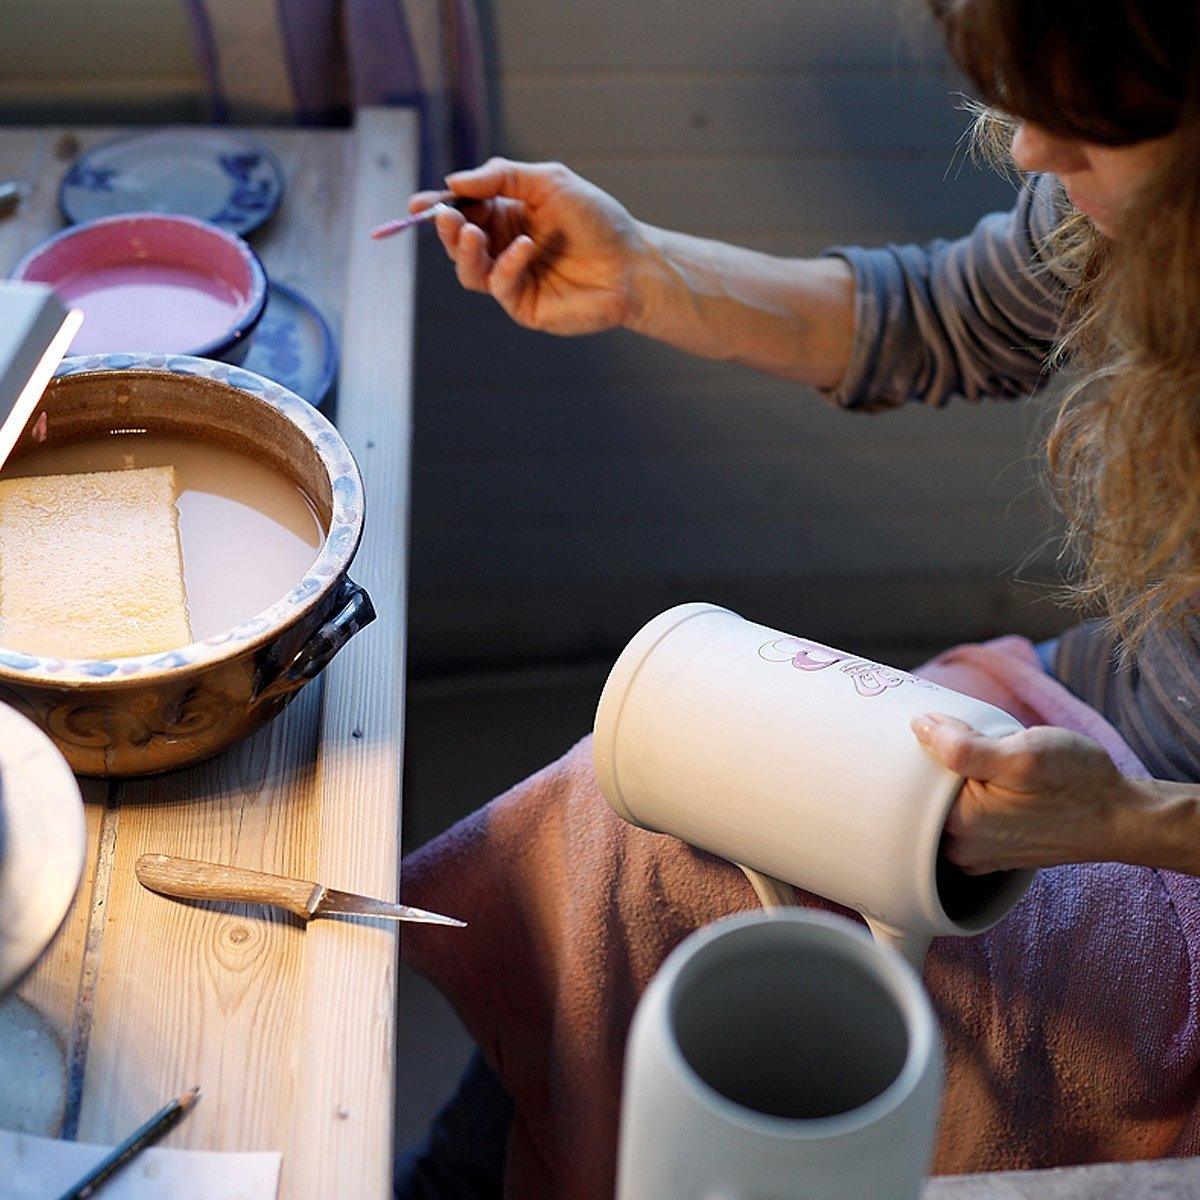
xmin=757 ymin=637 xmax=935 ymax=698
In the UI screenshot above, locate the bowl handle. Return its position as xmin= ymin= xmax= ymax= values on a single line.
xmin=253 ymin=578 xmax=376 ymax=704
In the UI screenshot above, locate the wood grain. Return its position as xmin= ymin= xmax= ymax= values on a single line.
xmin=287 ymin=104 xmax=415 ymax=1199
xmin=3 ymin=113 xmax=414 ymax=1200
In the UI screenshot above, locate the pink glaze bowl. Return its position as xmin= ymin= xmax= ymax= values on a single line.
xmin=10 ymin=213 xmax=267 ymax=365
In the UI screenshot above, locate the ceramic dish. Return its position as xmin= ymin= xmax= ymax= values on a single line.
xmin=0 ymin=353 xmax=374 ymax=777
xmin=11 ymin=213 xmax=268 ymax=364
xmin=59 ymin=130 xmax=285 ymax=236
xmin=243 ymin=281 xmax=338 ymax=408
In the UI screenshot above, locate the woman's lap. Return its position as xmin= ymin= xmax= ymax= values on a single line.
xmin=397 ymin=633 xmax=1200 ymax=1196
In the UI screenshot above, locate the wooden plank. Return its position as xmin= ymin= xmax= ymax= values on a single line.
xmin=0 ymin=113 xmax=413 ymax=1200
xmin=42 ymin=121 xmax=342 ymax=1156
xmin=0 ymin=1 xmax=198 ymax=81
xmin=495 ymin=0 xmax=945 ymax=72
xmin=405 ymin=574 xmax=1070 ymax=677
xmin=411 ymin=373 xmax=1047 ymax=459
xmin=503 ymin=73 xmax=973 ymax=156
xmin=530 ymin=154 xmax=1015 ymax=236
xmin=245 ymin=128 xmax=353 ymax=338
xmin=285 ymin=104 xmax=415 ymax=1199
xmin=78 ymin=692 xmax=325 ymax=1153
xmin=0 ymin=127 xmax=66 ymax=273
xmin=411 ymin=505 xmax=1056 ymax=581
xmin=414 ymin=445 xmax=1043 ymax=523
xmin=0 ymin=74 xmax=201 ymax=124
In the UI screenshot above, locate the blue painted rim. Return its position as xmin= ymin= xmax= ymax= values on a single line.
xmin=10 ymin=212 xmax=270 ymax=362
xmin=258 ymin=280 xmax=339 ymax=409
xmin=57 ymin=129 xmax=286 ymax=236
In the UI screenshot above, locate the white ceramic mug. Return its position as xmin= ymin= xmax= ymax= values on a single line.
xmin=593 ymin=603 xmax=1034 ymax=968
xmin=618 ymin=910 xmax=943 ymax=1200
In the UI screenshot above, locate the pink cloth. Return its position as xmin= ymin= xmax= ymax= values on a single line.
xmin=401 ymin=635 xmax=1200 ymax=1199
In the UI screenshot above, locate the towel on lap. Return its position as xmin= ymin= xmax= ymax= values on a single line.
xmin=402 ymin=635 xmax=1200 ymax=1199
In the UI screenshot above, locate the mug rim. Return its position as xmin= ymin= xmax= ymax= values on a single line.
xmin=658 ymin=910 xmax=939 ymax=1139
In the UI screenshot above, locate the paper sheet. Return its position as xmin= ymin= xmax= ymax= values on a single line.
xmin=0 ymin=1128 xmax=281 ymax=1200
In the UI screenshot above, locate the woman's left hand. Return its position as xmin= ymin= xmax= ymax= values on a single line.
xmin=911 ymin=714 xmax=1132 ymax=873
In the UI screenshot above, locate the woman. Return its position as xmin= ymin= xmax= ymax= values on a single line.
xmin=399 ymin=2 xmax=1200 ymax=1197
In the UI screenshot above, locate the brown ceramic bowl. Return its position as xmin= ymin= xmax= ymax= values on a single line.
xmin=0 ymin=353 xmax=374 ymax=777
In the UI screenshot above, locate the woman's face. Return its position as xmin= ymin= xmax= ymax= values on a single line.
xmin=1010 ymin=121 xmax=1170 ymax=237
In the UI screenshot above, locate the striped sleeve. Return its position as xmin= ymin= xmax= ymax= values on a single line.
xmin=1056 ymin=619 xmax=1200 ymax=784
xmin=823 ymin=173 xmax=1072 ymax=410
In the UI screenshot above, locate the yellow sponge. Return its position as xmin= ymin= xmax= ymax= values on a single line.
xmin=0 ymin=466 xmax=192 ymax=659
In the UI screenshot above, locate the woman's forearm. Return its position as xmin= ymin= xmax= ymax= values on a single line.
xmin=624 ymin=221 xmax=856 ymax=391
xmin=1113 ymin=777 xmax=1200 ymax=874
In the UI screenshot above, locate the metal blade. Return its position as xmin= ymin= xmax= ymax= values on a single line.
xmin=316 ymin=888 xmax=466 ymax=927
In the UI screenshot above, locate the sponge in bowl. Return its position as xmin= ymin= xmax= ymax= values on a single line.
xmin=0 ymin=465 xmax=192 ymax=659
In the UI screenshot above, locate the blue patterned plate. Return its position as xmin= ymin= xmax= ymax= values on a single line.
xmin=59 ymin=130 xmax=285 ymax=236
xmin=242 ymin=281 xmax=337 ymax=409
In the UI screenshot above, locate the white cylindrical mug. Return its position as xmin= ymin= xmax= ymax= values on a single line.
xmin=593 ymin=603 xmax=1034 ymax=967
xmin=617 ymin=910 xmax=943 ymax=1200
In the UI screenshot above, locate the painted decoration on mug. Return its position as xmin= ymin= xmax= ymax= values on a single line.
xmin=757 ymin=637 xmax=935 ymax=698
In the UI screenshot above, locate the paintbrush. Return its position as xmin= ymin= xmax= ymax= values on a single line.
xmin=370 ymin=194 xmax=477 ymax=240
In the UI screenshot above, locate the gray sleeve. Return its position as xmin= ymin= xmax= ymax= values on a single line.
xmin=823 ymin=173 xmax=1072 ymax=410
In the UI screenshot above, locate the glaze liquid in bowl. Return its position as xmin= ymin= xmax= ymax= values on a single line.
xmin=0 ymin=354 xmax=373 ymax=778
xmin=1 ymin=434 xmax=325 ymax=644
xmin=10 ymin=214 xmax=268 ymax=364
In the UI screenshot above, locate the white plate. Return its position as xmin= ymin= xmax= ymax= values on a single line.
xmin=59 ymin=129 xmax=285 ymax=236
xmin=242 ymin=281 xmax=338 ymax=408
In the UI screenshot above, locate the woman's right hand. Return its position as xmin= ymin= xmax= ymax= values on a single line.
xmin=408 ymin=158 xmax=644 ymax=336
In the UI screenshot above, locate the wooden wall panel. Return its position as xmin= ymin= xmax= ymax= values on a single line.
xmin=494 ymin=0 xmax=945 ymax=72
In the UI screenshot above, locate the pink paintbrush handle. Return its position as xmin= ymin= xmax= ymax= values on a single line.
xmin=370 ymin=195 xmax=477 ymax=240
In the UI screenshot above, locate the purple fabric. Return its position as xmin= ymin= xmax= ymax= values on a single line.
xmin=449 ymin=0 xmax=487 ymax=167
xmin=401 ymin=633 xmax=1200 ymax=1197
xmin=342 ymin=0 xmax=424 ymax=108
xmin=182 ymin=0 xmax=489 ymax=186
xmin=342 ymin=0 xmax=435 ymax=181
xmin=275 ymin=0 xmax=347 ymax=125
xmin=181 ymin=0 xmax=229 ymax=124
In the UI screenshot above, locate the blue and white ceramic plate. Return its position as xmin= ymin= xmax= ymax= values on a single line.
xmin=242 ymin=281 xmax=338 ymax=409
xmin=59 ymin=130 xmax=285 ymax=236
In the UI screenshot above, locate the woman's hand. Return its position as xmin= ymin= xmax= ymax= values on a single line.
xmin=409 ymin=157 xmax=644 ymax=335
xmin=911 ymin=714 xmax=1132 ymax=872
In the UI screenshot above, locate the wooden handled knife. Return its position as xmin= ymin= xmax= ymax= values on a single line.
xmin=135 ymin=854 xmax=466 ymax=928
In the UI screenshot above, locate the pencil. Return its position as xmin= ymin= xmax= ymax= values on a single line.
xmin=370 ymin=194 xmax=477 ymax=240
xmin=55 ymin=1086 xmax=201 ymax=1200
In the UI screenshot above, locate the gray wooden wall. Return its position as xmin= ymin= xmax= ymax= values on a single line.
xmin=0 ymin=1 xmax=1069 ymax=674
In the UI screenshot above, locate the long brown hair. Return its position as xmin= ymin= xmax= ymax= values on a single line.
xmin=929 ymin=0 xmax=1200 ymax=651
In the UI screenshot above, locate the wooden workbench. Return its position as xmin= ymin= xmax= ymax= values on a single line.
xmin=1 ymin=107 xmax=415 ymax=1200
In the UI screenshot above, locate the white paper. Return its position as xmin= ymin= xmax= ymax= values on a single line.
xmin=0 ymin=1128 xmax=281 ymax=1200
